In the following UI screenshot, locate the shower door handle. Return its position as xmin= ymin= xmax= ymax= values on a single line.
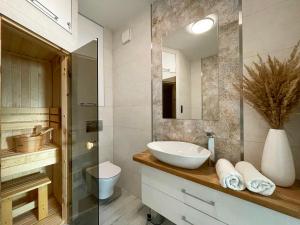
xmin=86 ymin=141 xmax=97 ymax=150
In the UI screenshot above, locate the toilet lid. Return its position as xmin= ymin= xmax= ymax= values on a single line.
xmin=87 ymin=161 xmax=121 ymax=179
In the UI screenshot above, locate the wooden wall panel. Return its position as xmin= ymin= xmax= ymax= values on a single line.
xmin=30 ymin=61 xmax=39 ymax=108
xmin=39 ymin=63 xmax=52 ymax=107
xmin=61 ymin=56 xmax=69 ymax=221
xmin=2 ymin=54 xmax=12 ymax=107
xmin=0 ymin=108 xmax=51 ymax=150
xmin=50 ymin=57 xmax=63 ymax=205
xmin=11 ymin=57 xmax=21 ymax=107
xmin=1 ymin=52 xmax=53 ymax=109
xmin=52 ymin=56 xmax=61 ymax=107
xmin=20 ymin=58 xmax=30 ymax=107
xmin=1 ymin=53 xmax=53 ymax=150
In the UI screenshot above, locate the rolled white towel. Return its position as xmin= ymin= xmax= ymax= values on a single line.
xmin=216 ymin=159 xmax=246 ymax=191
xmin=235 ymin=161 xmax=276 ymax=196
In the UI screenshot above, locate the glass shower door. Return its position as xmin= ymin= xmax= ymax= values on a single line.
xmin=70 ymin=40 xmax=99 ymax=225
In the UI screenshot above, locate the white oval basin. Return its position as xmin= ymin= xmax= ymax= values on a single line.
xmin=147 ymin=141 xmax=211 ymax=169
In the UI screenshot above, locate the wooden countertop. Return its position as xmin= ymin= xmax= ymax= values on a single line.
xmin=133 ymin=150 xmax=300 ymax=219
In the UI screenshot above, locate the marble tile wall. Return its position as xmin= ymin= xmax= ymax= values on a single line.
xmin=112 ymin=8 xmax=152 ymax=197
xmin=202 ymin=55 xmax=219 ymax=121
xmin=242 ymin=0 xmax=300 ymax=178
xmin=152 ymin=0 xmax=242 ymax=163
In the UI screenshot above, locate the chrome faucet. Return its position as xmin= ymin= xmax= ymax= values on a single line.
xmin=206 ymin=132 xmax=215 ymax=163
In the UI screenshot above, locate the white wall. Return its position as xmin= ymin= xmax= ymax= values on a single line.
xmin=243 ymin=0 xmax=300 ymax=178
xmin=112 ymin=8 xmax=151 ymax=197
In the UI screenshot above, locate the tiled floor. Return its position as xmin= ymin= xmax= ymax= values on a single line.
xmin=100 ymin=188 xmax=174 ymax=225
xmin=72 ymin=188 xmax=174 ymax=225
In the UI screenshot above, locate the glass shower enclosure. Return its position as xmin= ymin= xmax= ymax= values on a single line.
xmin=70 ymin=40 xmax=100 ymax=225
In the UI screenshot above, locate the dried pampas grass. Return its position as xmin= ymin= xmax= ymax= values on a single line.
xmin=237 ymin=41 xmax=300 ymax=129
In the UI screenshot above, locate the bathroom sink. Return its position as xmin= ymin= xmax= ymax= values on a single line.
xmin=147 ymin=141 xmax=211 ymax=169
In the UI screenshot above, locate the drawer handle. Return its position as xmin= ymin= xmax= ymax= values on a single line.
xmin=182 ymin=216 xmax=194 ymax=225
xmin=181 ymin=189 xmax=215 ymax=206
xmin=183 ymin=203 xmax=229 ymax=225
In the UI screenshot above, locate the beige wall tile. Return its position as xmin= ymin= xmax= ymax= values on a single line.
xmin=99 ymin=145 xmax=114 ymax=163
xmin=292 ymin=146 xmax=300 ymax=179
xmin=243 ymin=0 xmax=300 ymax=179
xmin=244 ymin=103 xmax=270 ymax=143
xmin=242 ymin=0 xmax=285 ymax=17
xmin=243 ymin=0 xmax=300 ymax=58
xmin=112 ymin=8 xmax=152 ymax=197
xmin=244 ymin=140 xmax=264 ymax=169
xmin=114 ymin=106 xmax=152 ymax=130
xmin=285 ymin=114 xmax=300 ymax=147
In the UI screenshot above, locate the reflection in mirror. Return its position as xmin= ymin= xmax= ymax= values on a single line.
xmin=162 ymin=14 xmax=219 ymax=120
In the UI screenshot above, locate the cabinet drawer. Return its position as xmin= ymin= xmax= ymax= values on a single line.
xmin=217 ymin=192 xmax=300 ymax=225
xmin=142 ymin=166 xmax=220 ymax=217
xmin=142 ymin=183 xmax=227 ymax=225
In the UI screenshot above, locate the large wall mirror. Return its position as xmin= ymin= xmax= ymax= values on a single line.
xmin=162 ymin=14 xmax=219 ymax=120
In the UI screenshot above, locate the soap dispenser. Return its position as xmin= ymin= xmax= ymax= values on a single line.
xmin=206 ymin=132 xmax=215 ymax=164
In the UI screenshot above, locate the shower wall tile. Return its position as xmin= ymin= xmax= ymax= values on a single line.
xmin=114 ymin=106 xmax=152 ymax=130
xmin=99 ymin=145 xmax=114 ymax=164
xmin=113 ymin=8 xmax=152 ymax=197
xmin=152 ymin=0 xmax=242 ymax=163
xmin=104 ymin=86 xmax=113 ymax=107
xmin=99 ymin=126 xmax=113 ymax=147
xmin=114 ymin=84 xmax=146 ymax=107
xmin=99 ymin=107 xmax=113 ymax=127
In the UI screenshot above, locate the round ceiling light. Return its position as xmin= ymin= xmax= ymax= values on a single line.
xmin=190 ymin=18 xmax=214 ymax=34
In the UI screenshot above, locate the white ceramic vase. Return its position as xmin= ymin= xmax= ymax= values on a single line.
xmin=261 ymin=129 xmax=295 ymax=187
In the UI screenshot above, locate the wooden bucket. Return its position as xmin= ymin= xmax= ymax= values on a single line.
xmin=13 ymin=134 xmax=43 ymax=153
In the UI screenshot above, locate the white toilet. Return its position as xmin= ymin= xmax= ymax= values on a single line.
xmin=86 ymin=161 xmax=121 ymax=199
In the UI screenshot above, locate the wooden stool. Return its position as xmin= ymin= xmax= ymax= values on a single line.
xmin=1 ymin=173 xmax=51 ymax=225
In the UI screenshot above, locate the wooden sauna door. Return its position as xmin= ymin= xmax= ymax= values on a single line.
xmin=70 ymin=40 xmax=99 ymax=225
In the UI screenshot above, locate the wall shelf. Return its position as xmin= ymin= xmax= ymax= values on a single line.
xmin=1 ymin=144 xmax=59 ymax=180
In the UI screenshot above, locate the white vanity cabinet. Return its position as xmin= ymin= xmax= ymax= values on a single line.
xmin=141 ymin=166 xmax=300 ymax=225
xmin=27 ymin=0 xmax=72 ymax=32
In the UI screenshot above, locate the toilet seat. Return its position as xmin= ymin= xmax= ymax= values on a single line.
xmin=86 ymin=161 xmax=121 ymax=179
